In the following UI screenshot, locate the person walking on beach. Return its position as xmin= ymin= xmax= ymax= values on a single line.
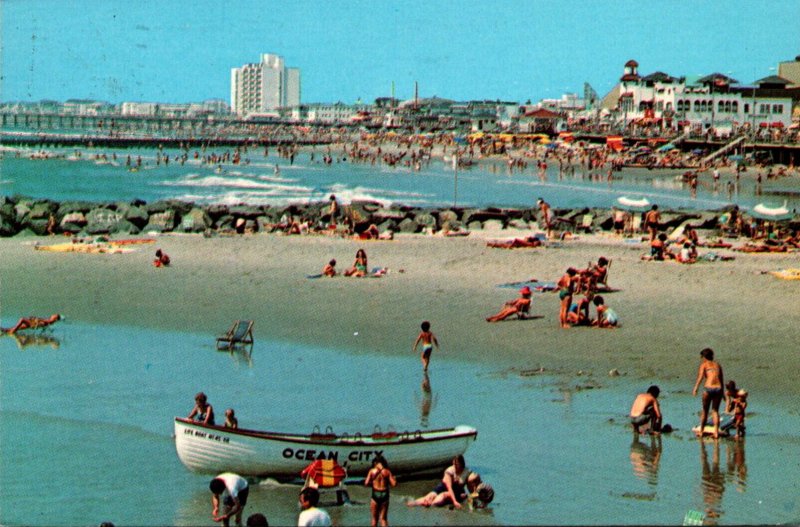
xmin=536 ymin=198 xmax=552 ymax=238
xmin=364 ymin=454 xmax=397 ymax=527
xmin=188 ymin=392 xmax=215 ymax=426
xmin=209 ymin=472 xmax=249 ymax=527
xmin=629 ymin=385 xmax=663 ymax=434
xmin=692 ymin=348 xmax=725 ymax=439
xmin=412 ymin=321 xmax=440 ymax=371
xmin=298 ymin=487 xmax=331 ymax=527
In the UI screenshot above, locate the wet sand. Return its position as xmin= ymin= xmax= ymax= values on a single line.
xmin=2 ymin=230 xmax=798 ymax=398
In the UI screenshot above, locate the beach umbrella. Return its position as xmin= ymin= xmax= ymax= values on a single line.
xmin=750 ymin=201 xmax=794 ymax=222
xmin=300 ymin=459 xmax=347 ymax=487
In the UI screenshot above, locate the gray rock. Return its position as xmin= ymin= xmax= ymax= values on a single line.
xmin=57 ymin=201 xmax=95 ymax=215
xmin=143 ymin=210 xmax=177 ymax=232
xmin=415 ymin=213 xmax=438 ymax=229
xmin=110 ymin=219 xmax=141 ymax=234
xmin=123 ymin=205 xmax=150 ymax=227
xmin=180 ymin=207 xmax=212 ymax=232
xmin=397 ymin=217 xmax=421 ymax=233
xmin=85 ymin=208 xmax=124 ymax=234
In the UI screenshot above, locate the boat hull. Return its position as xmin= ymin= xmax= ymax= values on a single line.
xmin=174 ymin=418 xmax=477 ymax=479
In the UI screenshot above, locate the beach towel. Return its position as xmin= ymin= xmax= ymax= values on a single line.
xmin=497 ymin=280 xmax=557 ymax=292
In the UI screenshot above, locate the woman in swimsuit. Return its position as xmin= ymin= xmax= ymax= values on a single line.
xmin=364 ymin=454 xmax=396 ymax=527
xmin=407 ymin=455 xmax=469 ymax=508
xmin=556 ymin=268 xmax=578 ymax=329
xmin=344 ymin=248 xmax=368 ymax=277
xmin=188 ymin=391 xmax=215 ymax=426
xmin=692 ymin=348 xmax=725 ymax=438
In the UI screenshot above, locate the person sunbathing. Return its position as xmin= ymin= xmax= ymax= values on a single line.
xmin=486 ymin=236 xmax=542 ymax=249
xmin=566 ymin=292 xmax=593 ymax=326
xmin=3 ymin=314 xmax=62 ymax=335
xmin=486 ymin=287 xmax=532 ymax=322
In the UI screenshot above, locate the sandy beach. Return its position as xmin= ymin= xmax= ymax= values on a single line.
xmin=2 ymin=229 xmax=798 ymax=398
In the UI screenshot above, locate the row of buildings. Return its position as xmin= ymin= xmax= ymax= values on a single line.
xmin=2 ymin=54 xmax=800 ymax=135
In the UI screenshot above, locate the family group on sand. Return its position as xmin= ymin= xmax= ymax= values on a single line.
xmin=628 ymin=348 xmax=748 ymax=440
xmin=485 ymin=256 xmax=617 ymax=328
xmin=320 ymin=248 xmax=388 ymax=278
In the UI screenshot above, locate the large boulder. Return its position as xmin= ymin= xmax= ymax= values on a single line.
xmin=143 ymin=210 xmax=177 ymax=233
xmin=229 ymin=205 xmax=264 ymax=219
xmin=27 ymin=200 xmax=59 ymax=220
xmin=57 ymin=201 xmax=94 ymax=215
xmin=60 ymin=212 xmax=87 ymax=232
xmin=396 ymin=217 xmax=421 ymax=233
xmin=85 ymin=208 xmax=125 ymax=234
xmin=179 ymin=207 xmax=212 ymax=232
xmin=123 ymin=205 xmax=150 ymax=228
xmin=415 ymin=212 xmax=438 ymax=230
xmin=0 ymin=215 xmax=18 ymax=237
xmin=110 ymin=219 xmax=141 ymax=235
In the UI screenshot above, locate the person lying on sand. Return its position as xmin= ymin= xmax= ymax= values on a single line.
xmin=566 ymin=292 xmax=593 ymax=326
xmin=486 ymin=236 xmax=543 ymax=249
xmin=486 ymin=287 xmax=532 ymax=322
xmin=3 ymin=314 xmax=62 ymax=335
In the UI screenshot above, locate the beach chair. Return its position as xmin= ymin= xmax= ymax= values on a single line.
xmin=215 ymin=320 xmax=254 ymax=352
xmin=300 ymin=459 xmax=350 ymax=505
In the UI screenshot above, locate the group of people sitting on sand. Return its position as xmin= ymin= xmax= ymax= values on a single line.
xmin=320 ymin=248 xmax=388 ymax=278
xmin=485 ymin=257 xmax=618 ymax=327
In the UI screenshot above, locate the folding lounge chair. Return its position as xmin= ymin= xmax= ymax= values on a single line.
xmin=578 ymin=214 xmax=594 ymax=233
xmin=216 ymin=320 xmax=254 ymax=351
xmin=301 ymin=459 xmax=350 ymax=505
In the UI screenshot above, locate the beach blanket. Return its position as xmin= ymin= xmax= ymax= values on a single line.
xmin=770 ymin=268 xmax=800 ymax=280
xmin=497 ymin=280 xmax=557 ymax=292
xmin=34 ymin=242 xmax=132 ymax=254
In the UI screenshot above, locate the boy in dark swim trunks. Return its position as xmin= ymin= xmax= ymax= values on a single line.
xmin=629 ymin=385 xmax=663 ymax=434
xmin=412 ymin=321 xmax=440 ymax=371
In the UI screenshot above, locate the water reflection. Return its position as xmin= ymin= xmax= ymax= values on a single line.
xmin=418 ymin=372 xmax=435 ymax=428
xmin=629 ymin=432 xmax=662 ymax=486
xmin=725 ymin=440 xmax=747 ymax=494
xmin=699 ymin=439 xmax=725 ymax=524
xmin=2 ymin=332 xmax=61 ymax=350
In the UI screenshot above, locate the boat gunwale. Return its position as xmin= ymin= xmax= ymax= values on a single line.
xmin=174 ymin=417 xmax=477 ymax=446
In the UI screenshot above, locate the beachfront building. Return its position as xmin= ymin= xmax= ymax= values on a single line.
xmin=283 ymin=102 xmax=372 ymax=124
xmin=599 ymin=60 xmax=796 ymax=134
xmin=230 ymin=54 xmax=301 ymax=117
xmin=778 ymin=55 xmax=800 ymax=87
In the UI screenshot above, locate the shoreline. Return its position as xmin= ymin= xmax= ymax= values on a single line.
xmin=2 ymin=230 xmax=798 ymax=400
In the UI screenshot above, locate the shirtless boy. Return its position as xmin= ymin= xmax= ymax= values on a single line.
xmin=412 ymin=321 xmax=440 ymax=371
xmin=630 ymin=385 xmax=663 ymax=434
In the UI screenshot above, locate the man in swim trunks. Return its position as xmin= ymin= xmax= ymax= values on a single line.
xmin=629 ymin=385 xmax=663 ymax=434
xmin=692 ymin=348 xmax=725 ymax=438
xmin=412 ymin=321 xmax=440 ymax=371
xmin=644 ymin=204 xmax=661 ymax=242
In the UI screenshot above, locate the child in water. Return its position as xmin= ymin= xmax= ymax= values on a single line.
xmin=412 ymin=321 xmax=440 ymax=371
xmin=224 ymin=408 xmax=238 ymax=429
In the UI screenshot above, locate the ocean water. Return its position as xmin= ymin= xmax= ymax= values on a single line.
xmin=1 ymin=321 xmax=798 ymax=526
xmin=2 ymin=145 xmax=798 ymax=213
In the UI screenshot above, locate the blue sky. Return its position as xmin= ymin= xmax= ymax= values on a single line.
xmin=2 ymin=0 xmax=799 ymax=105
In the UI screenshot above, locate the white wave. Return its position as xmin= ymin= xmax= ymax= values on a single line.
xmin=158 ymin=175 xmax=313 ymax=193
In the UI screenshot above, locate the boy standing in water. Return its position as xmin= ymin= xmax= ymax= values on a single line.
xmin=412 ymin=321 xmax=440 ymax=371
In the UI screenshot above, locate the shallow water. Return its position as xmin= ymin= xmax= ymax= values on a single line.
xmin=1 ymin=321 xmax=799 ymax=526
xmin=2 ymin=145 xmax=797 ymax=213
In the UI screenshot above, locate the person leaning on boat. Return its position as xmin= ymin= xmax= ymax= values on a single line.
xmin=188 ymin=392 xmax=215 ymax=425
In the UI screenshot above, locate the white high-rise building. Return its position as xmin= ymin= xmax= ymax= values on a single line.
xmin=230 ymin=54 xmax=301 ymax=116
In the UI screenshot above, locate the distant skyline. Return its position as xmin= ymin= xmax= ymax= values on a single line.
xmin=2 ymin=0 xmax=799 ymax=105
